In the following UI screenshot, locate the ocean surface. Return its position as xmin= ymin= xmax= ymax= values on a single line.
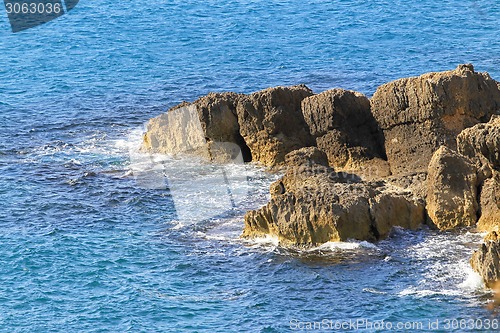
xmin=1 ymin=0 xmax=500 ymax=331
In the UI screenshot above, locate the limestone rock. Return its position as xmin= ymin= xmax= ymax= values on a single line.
xmin=385 ymin=172 xmax=428 ymax=201
xmin=242 ymin=165 xmax=424 ymax=246
xmin=142 ymin=104 xmax=211 ymax=157
xmin=371 ymin=64 xmax=500 ymax=175
xmin=477 ymin=172 xmax=500 ymax=232
xmin=471 ymin=231 xmax=500 ymax=287
xmin=301 ymin=89 xmax=384 ymax=169
xmin=143 ymin=92 xmax=252 ymax=161
xmin=457 ymin=115 xmax=500 ymax=172
xmin=236 ymin=85 xmax=314 ymax=167
xmin=301 ymin=89 xmax=378 ymax=143
xmin=193 ymin=92 xmax=241 ymax=144
xmin=284 ymin=147 xmax=329 ymax=168
xmin=426 ymin=146 xmax=479 ymax=230
xmin=369 ymin=190 xmax=425 ymax=238
xmin=315 ymin=129 xmax=350 ymax=167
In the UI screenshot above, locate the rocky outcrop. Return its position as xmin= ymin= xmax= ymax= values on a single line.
xmin=457 ymin=115 xmax=500 ymax=174
xmin=242 ymin=165 xmax=424 ymax=246
xmin=302 ymin=89 xmax=387 ymax=176
xmin=236 ymin=85 xmax=314 ymax=167
xmin=142 ymin=103 xmax=211 ymax=158
xmin=477 ymin=173 xmax=500 ymax=232
xmin=426 ymin=146 xmax=479 ymax=230
xmin=141 ymin=64 xmax=500 ymax=246
xmin=284 ymin=146 xmax=329 ymax=168
xmin=143 ymin=92 xmax=252 ymax=161
xmin=424 ymin=115 xmax=500 ymax=232
xmin=301 ymin=89 xmax=382 ymax=162
xmin=385 ymin=172 xmax=428 ymax=202
xmin=453 ymin=116 xmax=500 ymax=232
xmin=371 ymin=64 xmax=500 ymax=175
xmin=471 ymin=231 xmax=500 ymax=287
xmin=301 ymin=89 xmax=371 ymax=138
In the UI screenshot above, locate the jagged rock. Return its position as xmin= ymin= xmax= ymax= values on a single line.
xmin=315 ymin=129 xmax=350 ymax=167
xmin=454 ymin=116 xmax=500 ymax=232
xmin=140 ymin=65 xmax=500 ymax=246
xmin=301 ymin=89 xmax=372 ymax=138
xmin=313 ymin=129 xmax=391 ymax=180
xmin=477 ymin=172 xmax=500 ymax=232
xmin=371 ymin=64 xmax=500 ymax=175
xmin=242 ymin=165 xmax=424 ymax=246
xmin=301 ymin=89 xmax=384 ymax=170
xmin=471 ymin=231 xmax=500 ymax=287
xmin=143 ymin=92 xmax=252 ymax=161
xmin=236 ymin=85 xmax=314 ymax=167
xmin=142 ymin=104 xmax=211 ymax=157
xmin=457 ymin=115 xmax=500 ymax=172
xmin=369 ymin=190 xmax=425 ymax=238
xmin=385 ymin=172 xmax=428 ymax=201
xmin=192 ymin=93 xmax=241 ymax=144
xmin=284 ymin=147 xmax=329 ymax=167
xmin=426 ymin=146 xmax=479 ymax=230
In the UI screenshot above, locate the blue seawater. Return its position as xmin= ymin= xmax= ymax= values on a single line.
xmin=0 ymin=0 xmax=499 ymax=332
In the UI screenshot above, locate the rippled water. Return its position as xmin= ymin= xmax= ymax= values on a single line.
xmin=1 ymin=0 xmax=499 ymax=331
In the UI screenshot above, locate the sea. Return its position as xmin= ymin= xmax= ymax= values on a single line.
xmin=1 ymin=1 xmax=499 ymax=332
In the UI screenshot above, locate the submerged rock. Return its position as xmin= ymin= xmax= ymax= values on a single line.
xmin=242 ymin=165 xmax=424 ymax=246
xmin=471 ymin=232 xmax=500 ymax=287
xmin=426 ymin=146 xmax=479 ymax=230
xmin=371 ymin=64 xmax=500 ymax=175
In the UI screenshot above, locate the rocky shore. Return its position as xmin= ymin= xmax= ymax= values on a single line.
xmin=142 ymin=65 xmax=500 ymax=287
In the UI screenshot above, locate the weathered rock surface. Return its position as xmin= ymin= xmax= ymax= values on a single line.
xmin=242 ymin=165 xmax=424 ymax=246
xmin=385 ymin=172 xmax=428 ymax=202
xmin=426 ymin=146 xmax=479 ymax=230
xmin=142 ymin=104 xmax=211 ymax=158
xmin=141 ymin=65 xmax=500 ymax=246
xmin=284 ymin=147 xmax=329 ymax=168
xmin=302 ymin=89 xmax=385 ymax=172
xmin=301 ymin=89 xmax=371 ymax=138
xmin=236 ymin=85 xmax=314 ymax=167
xmin=371 ymin=64 xmax=500 ymax=175
xmin=143 ymin=92 xmax=252 ymax=161
xmin=471 ymin=231 xmax=500 ymax=287
xmin=457 ymin=115 xmax=500 ymax=172
xmin=477 ymin=172 xmax=500 ymax=232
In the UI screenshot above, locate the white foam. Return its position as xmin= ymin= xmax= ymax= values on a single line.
xmin=171 ymin=220 xmax=185 ymax=230
xmin=363 ymin=288 xmax=387 ymax=295
xmin=390 ymin=230 xmax=487 ymax=299
xmin=358 ymin=241 xmax=380 ymax=249
xmin=315 ymin=241 xmax=361 ymax=251
xmin=458 ymin=266 xmax=485 ymax=291
xmin=246 ymin=235 xmax=280 ymax=247
xmin=398 ymin=287 xmax=462 ymax=298
xmin=312 ymin=240 xmax=379 ymax=252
